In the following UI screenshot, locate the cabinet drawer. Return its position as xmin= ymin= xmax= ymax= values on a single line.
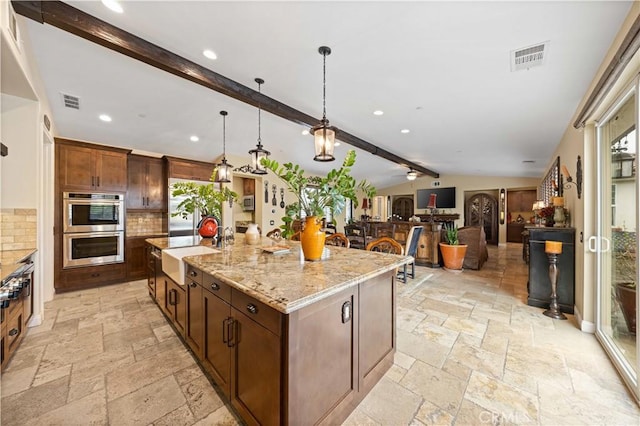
xmin=203 ymin=274 xmax=231 ymax=303
xmin=231 ymin=289 xmax=282 ymax=336
xmin=5 ymin=298 xmax=22 ymax=322
xmin=60 ymin=263 xmax=127 ymax=286
xmin=185 ymin=264 xmax=203 ymax=285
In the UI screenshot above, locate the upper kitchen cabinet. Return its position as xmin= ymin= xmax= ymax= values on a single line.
xmin=56 ymin=139 xmax=129 ymax=192
xmin=127 ymin=154 xmax=167 ymax=211
xmin=165 ymin=156 xmax=215 ymax=182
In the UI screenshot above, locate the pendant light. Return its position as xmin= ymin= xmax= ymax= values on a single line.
xmin=249 ymin=78 xmax=270 ymax=174
xmin=214 ymin=111 xmax=233 ymax=183
xmin=311 ymin=46 xmax=336 ymax=162
xmin=406 ymin=169 xmax=417 ymax=181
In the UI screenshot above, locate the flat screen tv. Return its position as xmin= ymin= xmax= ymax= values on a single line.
xmin=416 ymin=187 xmax=456 ymax=209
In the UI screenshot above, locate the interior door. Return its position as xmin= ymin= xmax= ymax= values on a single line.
xmin=392 ymin=197 xmax=413 ymax=221
xmin=595 ymin=88 xmax=638 ymax=399
xmin=465 ymin=193 xmax=498 ymax=245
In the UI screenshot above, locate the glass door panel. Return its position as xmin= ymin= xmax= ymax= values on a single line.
xmin=597 ymin=90 xmax=638 ymax=395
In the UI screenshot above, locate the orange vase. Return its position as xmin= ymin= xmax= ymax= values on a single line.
xmin=300 ymin=216 xmax=326 ymax=261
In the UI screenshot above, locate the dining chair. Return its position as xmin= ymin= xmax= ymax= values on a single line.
xmin=344 ymin=224 xmax=367 ymax=249
xmin=325 ymin=233 xmax=350 ymax=248
xmin=398 ymin=226 xmax=424 ymax=283
xmin=290 ymin=231 xmax=301 ymax=241
xmin=365 ymin=237 xmax=404 ymax=255
xmin=374 ymin=222 xmax=396 ymax=239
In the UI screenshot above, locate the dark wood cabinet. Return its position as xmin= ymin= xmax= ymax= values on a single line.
xmin=127 ymin=155 xmax=167 ymax=211
xmin=147 ymin=245 xmax=160 ymax=299
xmin=507 ymin=189 xmax=536 ymax=216
xmin=527 ymin=227 xmax=575 ymax=313
xmin=242 ymin=178 xmax=255 ymax=195
xmin=56 ymin=139 xmax=129 ymax=192
xmin=165 ymin=156 xmax=214 ymax=181
xmin=126 ymin=237 xmax=147 ymax=280
xmin=164 ymin=277 xmax=186 ymax=335
xmin=507 ymin=223 xmax=526 ymax=243
xmin=203 ymin=283 xmax=232 ymax=396
xmin=56 ymin=263 xmax=127 ymax=291
xmin=389 ymin=221 xmax=444 ymax=267
xmin=185 ymin=277 xmax=204 ymax=358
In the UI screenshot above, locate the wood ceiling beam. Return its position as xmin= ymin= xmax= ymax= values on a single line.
xmin=12 ymin=0 xmax=439 ymax=178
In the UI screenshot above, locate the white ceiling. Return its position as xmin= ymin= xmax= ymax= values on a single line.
xmin=20 ymin=1 xmax=632 ymax=189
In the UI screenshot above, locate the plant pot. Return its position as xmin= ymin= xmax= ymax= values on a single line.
xmin=198 ymin=216 xmax=218 ymax=238
xmin=615 ymin=282 xmax=636 ymax=334
xmin=439 ymin=243 xmax=468 ymax=270
xmin=300 ymin=216 xmax=326 ymax=261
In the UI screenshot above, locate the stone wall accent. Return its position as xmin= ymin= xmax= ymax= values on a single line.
xmin=1 ymin=208 xmax=37 ymax=251
xmin=126 ymin=212 xmax=164 ymax=235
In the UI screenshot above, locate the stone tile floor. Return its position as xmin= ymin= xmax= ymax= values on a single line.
xmin=2 ymin=243 xmax=639 ymax=425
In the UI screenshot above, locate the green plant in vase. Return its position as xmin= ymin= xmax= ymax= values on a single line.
xmin=170 ymin=182 xmax=238 ymax=237
xmin=261 ymin=149 xmax=376 ymax=260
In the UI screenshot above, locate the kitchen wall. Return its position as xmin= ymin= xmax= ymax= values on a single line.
xmin=126 ymin=212 xmax=164 ymax=235
xmin=1 ymin=208 xmax=36 ymax=251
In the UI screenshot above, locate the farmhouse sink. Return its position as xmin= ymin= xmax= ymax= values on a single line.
xmin=162 ymin=245 xmax=219 ymax=285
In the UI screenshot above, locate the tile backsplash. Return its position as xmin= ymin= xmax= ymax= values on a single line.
xmin=1 ymin=208 xmax=37 ymax=251
xmin=126 ymin=212 xmax=164 ymax=235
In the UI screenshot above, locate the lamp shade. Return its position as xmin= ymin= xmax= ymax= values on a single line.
xmin=214 ymin=158 xmax=232 ymax=183
xmin=407 ymin=170 xmax=417 ymax=180
xmin=249 ymin=144 xmax=270 ymax=174
xmin=427 ymin=194 xmax=437 ymax=210
xmin=362 ymin=198 xmax=370 ymax=210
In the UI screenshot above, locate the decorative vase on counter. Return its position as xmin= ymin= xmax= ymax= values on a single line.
xmin=198 ymin=216 xmax=218 ymax=238
xmin=245 ymin=223 xmax=260 ymax=245
xmin=300 ymin=216 xmax=326 ymax=261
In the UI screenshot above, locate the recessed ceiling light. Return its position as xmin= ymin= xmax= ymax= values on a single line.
xmin=373 ymin=110 xmax=384 ymax=116
xmin=99 ymin=114 xmax=112 ymax=122
xmin=334 ymin=142 xmax=341 ymax=147
xmin=301 ymin=129 xmax=310 ymax=136
xmin=203 ymin=49 xmax=217 ymax=60
xmin=401 ymin=129 xmax=410 ymax=134
xmin=190 ymin=136 xmax=199 ymax=142
xmin=101 ymin=0 xmax=123 ymax=13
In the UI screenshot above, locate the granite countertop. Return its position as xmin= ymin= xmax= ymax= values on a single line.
xmin=146 ymin=236 xmax=412 ymax=314
xmin=0 ymin=248 xmax=37 ymax=282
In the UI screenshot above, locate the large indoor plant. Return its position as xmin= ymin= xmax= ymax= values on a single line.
xmin=262 ymin=149 xmax=375 ymax=260
xmin=439 ymin=223 xmax=468 ymax=270
xmin=171 ymin=182 xmax=238 ymax=237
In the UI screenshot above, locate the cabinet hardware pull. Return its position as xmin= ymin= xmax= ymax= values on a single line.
xmin=246 ymin=303 xmax=258 ymax=314
xmin=190 ymin=282 xmax=197 ymax=288
xmin=8 ymin=328 xmax=18 ymax=336
xmin=169 ymin=289 xmax=176 ymax=305
xmin=211 ymin=283 xmax=220 ymax=291
xmin=189 ymin=270 xmax=197 ymax=277
xmin=341 ymin=301 xmax=351 ymax=323
xmin=96 ymin=176 xmax=100 ymax=187
xmin=222 ymin=319 xmax=228 ymax=344
xmin=146 ymin=197 xmax=149 ymax=206
xmin=227 ymin=318 xmax=235 ymax=347
xmin=92 ymin=176 xmax=95 ymax=187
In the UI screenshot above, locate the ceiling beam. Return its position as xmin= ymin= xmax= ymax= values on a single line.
xmin=12 ymin=0 xmax=439 ymax=178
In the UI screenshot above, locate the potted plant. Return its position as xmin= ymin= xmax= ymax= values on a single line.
xmin=261 ymin=149 xmax=375 ymax=260
xmin=171 ymin=182 xmax=238 ymax=237
xmin=439 ymin=223 xmax=467 ymax=270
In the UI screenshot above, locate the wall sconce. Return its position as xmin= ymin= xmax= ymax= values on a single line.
xmin=561 ymin=155 xmax=582 ymax=199
xmin=499 ymin=188 xmax=506 ymax=224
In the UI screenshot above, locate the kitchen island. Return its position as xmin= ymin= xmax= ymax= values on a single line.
xmin=146 ymin=236 xmax=411 ymax=425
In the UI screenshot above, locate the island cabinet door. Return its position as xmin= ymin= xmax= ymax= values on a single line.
xmin=185 ymin=281 xmax=204 ymax=358
xmin=230 ymin=307 xmax=281 ymax=426
xmin=202 ymin=290 xmax=232 ymax=398
xmin=359 ymin=271 xmax=396 ymax=390
xmin=285 ymin=288 xmax=358 ymax=426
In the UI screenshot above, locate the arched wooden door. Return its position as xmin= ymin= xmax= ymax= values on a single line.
xmin=465 ymin=193 xmax=498 ymax=245
xmin=392 ymin=197 xmax=413 ymax=221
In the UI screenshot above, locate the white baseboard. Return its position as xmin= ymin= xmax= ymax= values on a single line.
xmin=574 ymin=305 xmax=595 ymax=333
xmin=27 ymin=314 xmax=43 ymax=327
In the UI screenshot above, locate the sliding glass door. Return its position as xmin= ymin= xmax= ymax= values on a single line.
xmin=596 ymin=86 xmax=638 ymax=399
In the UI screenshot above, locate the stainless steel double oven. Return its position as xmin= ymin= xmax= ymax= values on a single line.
xmin=62 ymin=192 xmax=125 ymax=268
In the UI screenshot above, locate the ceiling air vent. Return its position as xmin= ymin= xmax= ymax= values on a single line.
xmin=61 ymin=93 xmax=80 ymax=110
xmin=510 ymin=41 xmax=549 ymax=72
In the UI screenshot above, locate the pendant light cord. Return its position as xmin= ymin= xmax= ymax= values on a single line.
xmin=257 ymin=81 xmax=262 ymax=146
xmin=322 ymin=50 xmax=327 ymax=121
xmin=222 ymin=114 xmax=226 ymax=157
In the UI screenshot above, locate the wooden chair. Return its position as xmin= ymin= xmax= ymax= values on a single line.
xmin=366 ymin=237 xmax=404 ymax=255
xmin=290 ymin=231 xmax=301 ymax=241
xmin=344 ymin=224 xmax=367 ymax=249
xmin=397 ymin=226 xmax=424 ymax=283
xmin=325 ymin=233 xmax=350 ymax=248
xmin=373 ymin=222 xmax=396 ymax=239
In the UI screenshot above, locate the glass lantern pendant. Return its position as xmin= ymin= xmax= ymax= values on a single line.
xmin=214 ymin=111 xmax=233 ymax=183
xmin=249 ymin=78 xmax=270 ymax=174
xmin=312 ymin=46 xmax=336 ymax=162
